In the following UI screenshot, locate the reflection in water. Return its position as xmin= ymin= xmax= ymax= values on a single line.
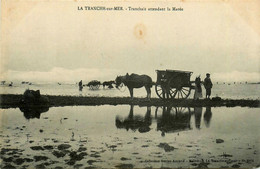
xmin=2 ymin=106 xmax=259 ymax=169
xmin=115 ymin=105 xmax=214 ymax=135
xmin=204 ymin=106 xmax=212 ymax=128
xmin=194 ymin=107 xmax=203 ymax=129
xmin=19 ymin=106 xmax=49 ymax=119
xmin=156 ymin=107 xmax=192 ymax=136
xmin=115 ymin=105 xmax=152 ymax=133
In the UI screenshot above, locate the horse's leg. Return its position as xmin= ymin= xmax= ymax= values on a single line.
xmin=145 ymin=86 xmax=151 ymax=100
xmin=128 ymin=87 xmax=133 ymax=99
xmin=148 ymin=87 xmax=151 ymax=99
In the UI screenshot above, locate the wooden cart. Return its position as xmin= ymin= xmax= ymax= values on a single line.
xmin=155 ymin=69 xmax=194 ymax=100
xmin=87 ymin=80 xmax=101 ymax=90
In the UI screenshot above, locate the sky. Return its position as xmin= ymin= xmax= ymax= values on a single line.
xmin=1 ymin=0 xmax=260 ymax=83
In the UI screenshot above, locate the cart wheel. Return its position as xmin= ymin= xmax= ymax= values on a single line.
xmin=96 ymin=84 xmax=100 ymax=90
xmin=89 ymin=85 xmax=93 ymax=90
xmin=168 ymin=78 xmax=191 ymax=99
xmin=170 ymin=107 xmax=191 ymax=129
xmin=155 ymin=84 xmax=169 ymax=100
xmin=172 ymin=107 xmax=191 ymax=115
xmin=156 ymin=106 xmax=190 ymax=116
xmin=155 ymin=106 xmax=164 ymax=119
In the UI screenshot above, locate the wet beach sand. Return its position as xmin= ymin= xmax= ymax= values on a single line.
xmin=0 ymin=105 xmax=260 ymax=169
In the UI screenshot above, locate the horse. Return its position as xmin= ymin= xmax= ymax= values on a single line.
xmin=115 ymin=73 xmax=153 ymax=99
xmin=102 ymin=80 xmax=115 ymax=89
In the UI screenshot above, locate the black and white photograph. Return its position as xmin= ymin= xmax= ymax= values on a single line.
xmin=0 ymin=0 xmax=259 ymax=168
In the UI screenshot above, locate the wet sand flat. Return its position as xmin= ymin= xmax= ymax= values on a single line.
xmin=1 ymin=83 xmax=259 ymax=100
xmin=0 ymin=106 xmax=259 ymax=168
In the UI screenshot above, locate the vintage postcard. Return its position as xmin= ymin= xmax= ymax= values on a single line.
xmin=0 ymin=0 xmax=259 ymax=168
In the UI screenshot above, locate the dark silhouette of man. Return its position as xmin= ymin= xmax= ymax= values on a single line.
xmin=204 ymin=73 xmax=213 ymax=99
xmin=79 ymin=80 xmax=83 ymax=91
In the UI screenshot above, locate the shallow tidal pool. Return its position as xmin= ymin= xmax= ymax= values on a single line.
xmin=0 ymin=106 xmax=259 ymax=168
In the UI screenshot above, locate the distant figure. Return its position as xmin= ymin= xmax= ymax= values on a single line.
xmin=204 ymin=73 xmax=213 ymax=99
xmin=194 ymin=76 xmax=203 ymax=100
xmin=9 ymin=82 xmax=13 ymax=87
xmin=79 ymin=80 xmax=83 ymax=91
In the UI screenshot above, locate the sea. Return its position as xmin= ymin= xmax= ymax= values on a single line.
xmin=0 ymin=82 xmax=259 ymax=99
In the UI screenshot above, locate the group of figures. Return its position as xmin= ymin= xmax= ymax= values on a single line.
xmin=1 ymin=81 xmax=33 ymax=87
xmin=78 ymin=80 xmax=115 ymax=91
xmin=194 ymin=73 xmax=213 ymax=100
xmin=77 ymin=71 xmax=213 ymax=100
xmin=114 ymin=71 xmax=213 ymax=100
xmin=1 ymin=81 xmax=13 ymax=87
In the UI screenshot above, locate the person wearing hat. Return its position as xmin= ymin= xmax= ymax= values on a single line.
xmin=204 ymin=73 xmax=213 ymax=99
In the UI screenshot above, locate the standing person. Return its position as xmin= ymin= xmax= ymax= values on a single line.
xmin=194 ymin=76 xmax=203 ymax=100
xmin=79 ymin=80 xmax=83 ymax=91
xmin=204 ymin=73 xmax=213 ymax=99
